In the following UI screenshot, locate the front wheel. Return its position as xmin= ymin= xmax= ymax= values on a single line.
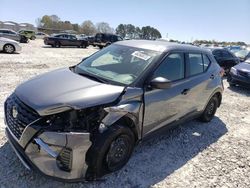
xmin=4 ymin=44 xmax=15 ymax=54
xmin=85 ymin=124 xmax=135 ymax=180
xmin=199 ymin=96 xmax=218 ymax=122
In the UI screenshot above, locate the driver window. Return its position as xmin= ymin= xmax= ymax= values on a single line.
xmin=153 ymin=53 xmax=184 ymax=81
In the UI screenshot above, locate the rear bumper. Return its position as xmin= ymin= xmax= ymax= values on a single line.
xmin=5 ymin=126 xmax=92 ymax=182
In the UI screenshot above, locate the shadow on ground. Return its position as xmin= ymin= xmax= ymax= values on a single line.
xmin=227 ymin=85 xmax=250 ymax=96
xmin=0 ymin=117 xmax=227 ymax=188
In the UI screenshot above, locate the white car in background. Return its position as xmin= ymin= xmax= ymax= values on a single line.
xmin=0 ymin=37 xmax=21 ymax=53
xmin=35 ymin=32 xmax=49 ymax=39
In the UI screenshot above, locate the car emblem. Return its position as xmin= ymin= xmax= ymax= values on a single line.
xmin=12 ymin=105 xmax=18 ymax=118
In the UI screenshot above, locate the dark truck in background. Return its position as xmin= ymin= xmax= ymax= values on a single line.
xmin=93 ymin=33 xmax=123 ymax=49
xmin=44 ymin=34 xmax=89 ymax=48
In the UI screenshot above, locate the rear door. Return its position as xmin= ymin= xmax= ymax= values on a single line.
xmin=143 ymin=52 xmax=194 ymax=135
xmin=183 ymin=53 xmax=214 ymax=112
xmin=68 ymin=35 xmax=79 ymax=46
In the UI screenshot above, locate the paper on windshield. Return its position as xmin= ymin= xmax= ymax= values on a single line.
xmin=131 ymin=51 xmax=151 ymax=61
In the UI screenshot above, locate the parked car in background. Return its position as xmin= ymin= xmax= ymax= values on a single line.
xmin=44 ymin=33 xmax=89 ymax=48
xmin=93 ymin=33 xmax=123 ymax=49
xmin=227 ymin=46 xmax=242 ymax=53
xmin=18 ymin=30 xmax=36 ymax=40
xmin=234 ymin=49 xmax=250 ymax=62
xmin=0 ymin=29 xmax=28 ymax=43
xmin=86 ymin=36 xmax=95 ymax=46
xmin=35 ymin=32 xmax=49 ymax=39
xmin=227 ymin=62 xmax=250 ymax=88
xmin=208 ymin=48 xmax=240 ymax=74
xmin=0 ymin=37 xmax=21 ymax=53
xmin=5 ymin=40 xmax=223 ymax=181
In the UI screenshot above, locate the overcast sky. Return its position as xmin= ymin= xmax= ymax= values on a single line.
xmin=1 ymin=0 xmax=250 ymax=43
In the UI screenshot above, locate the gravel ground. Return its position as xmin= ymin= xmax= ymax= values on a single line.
xmin=0 ymin=40 xmax=249 ymax=188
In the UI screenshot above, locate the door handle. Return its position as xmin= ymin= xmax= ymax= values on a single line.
xmin=181 ymin=88 xmax=190 ymax=95
xmin=210 ymin=74 xmax=215 ymax=79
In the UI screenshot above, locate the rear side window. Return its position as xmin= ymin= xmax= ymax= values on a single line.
xmin=153 ymin=53 xmax=185 ymax=81
xmin=188 ymin=54 xmax=203 ymax=76
xmin=203 ymin=54 xmax=211 ymax=71
xmin=212 ymin=50 xmax=222 ymax=57
xmin=222 ymin=50 xmax=234 ymax=58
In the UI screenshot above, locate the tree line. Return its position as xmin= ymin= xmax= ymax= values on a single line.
xmin=193 ymin=40 xmax=246 ymax=46
xmin=36 ymin=15 xmax=162 ymax=39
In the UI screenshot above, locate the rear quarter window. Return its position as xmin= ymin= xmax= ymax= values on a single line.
xmin=202 ymin=54 xmax=211 ymax=71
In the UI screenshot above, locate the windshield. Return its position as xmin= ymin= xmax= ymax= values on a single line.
xmin=235 ymin=50 xmax=249 ymax=58
xmin=76 ymin=44 xmax=161 ymax=85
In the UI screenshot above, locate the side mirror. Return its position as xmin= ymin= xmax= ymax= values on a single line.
xmin=150 ymin=77 xmax=171 ymax=89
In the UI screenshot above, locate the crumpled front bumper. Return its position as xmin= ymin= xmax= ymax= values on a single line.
xmin=5 ymin=126 xmax=92 ymax=182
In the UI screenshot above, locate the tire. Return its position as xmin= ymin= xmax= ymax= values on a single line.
xmin=85 ymin=124 xmax=135 ymax=180
xmin=3 ymin=44 xmax=15 ymax=54
xmin=98 ymin=45 xmax=103 ymax=49
xmin=199 ymin=96 xmax=219 ymax=122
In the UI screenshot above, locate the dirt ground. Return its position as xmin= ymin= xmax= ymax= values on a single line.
xmin=0 ymin=40 xmax=249 ymax=188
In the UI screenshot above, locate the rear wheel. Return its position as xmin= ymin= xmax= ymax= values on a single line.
xmin=85 ymin=124 xmax=135 ymax=180
xmin=4 ymin=44 xmax=15 ymax=54
xmin=199 ymin=96 xmax=218 ymax=122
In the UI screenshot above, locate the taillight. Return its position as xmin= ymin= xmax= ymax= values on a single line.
xmin=219 ymin=68 xmax=225 ymax=77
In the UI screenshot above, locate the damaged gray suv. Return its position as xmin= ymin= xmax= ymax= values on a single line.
xmin=4 ymin=40 xmax=223 ymax=181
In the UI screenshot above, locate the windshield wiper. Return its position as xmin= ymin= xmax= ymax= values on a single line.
xmin=77 ymin=72 xmax=107 ymax=83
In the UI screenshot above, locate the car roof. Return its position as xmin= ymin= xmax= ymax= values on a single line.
xmin=116 ymin=40 xmax=208 ymax=53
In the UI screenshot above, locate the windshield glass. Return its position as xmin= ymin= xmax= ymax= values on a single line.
xmin=76 ymin=44 xmax=161 ymax=85
xmin=235 ymin=50 xmax=249 ymax=58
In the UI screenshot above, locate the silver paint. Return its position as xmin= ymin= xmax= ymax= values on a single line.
xmin=15 ymin=68 xmax=125 ymax=116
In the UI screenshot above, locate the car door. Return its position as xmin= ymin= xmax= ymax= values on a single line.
xmin=143 ymin=52 xmax=195 ymax=135
xmin=59 ymin=35 xmax=68 ymax=46
xmin=183 ymin=53 xmax=214 ymax=112
xmin=68 ymin=35 xmax=79 ymax=46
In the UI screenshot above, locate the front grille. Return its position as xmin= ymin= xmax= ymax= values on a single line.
xmin=4 ymin=94 xmax=40 ymax=139
xmin=238 ymin=70 xmax=250 ymax=78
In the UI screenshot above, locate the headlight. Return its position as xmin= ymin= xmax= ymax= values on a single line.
xmin=230 ymin=67 xmax=237 ymax=75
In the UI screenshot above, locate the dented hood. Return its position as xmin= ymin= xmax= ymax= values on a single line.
xmin=15 ymin=68 xmax=125 ymax=116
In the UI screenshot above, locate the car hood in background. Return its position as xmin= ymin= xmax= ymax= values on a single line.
xmin=15 ymin=68 xmax=125 ymax=116
xmin=234 ymin=62 xmax=250 ymax=72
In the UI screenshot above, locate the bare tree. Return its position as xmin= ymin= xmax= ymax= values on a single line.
xmin=81 ymin=20 xmax=97 ymax=35
xmin=96 ymin=22 xmax=114 ymax=33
